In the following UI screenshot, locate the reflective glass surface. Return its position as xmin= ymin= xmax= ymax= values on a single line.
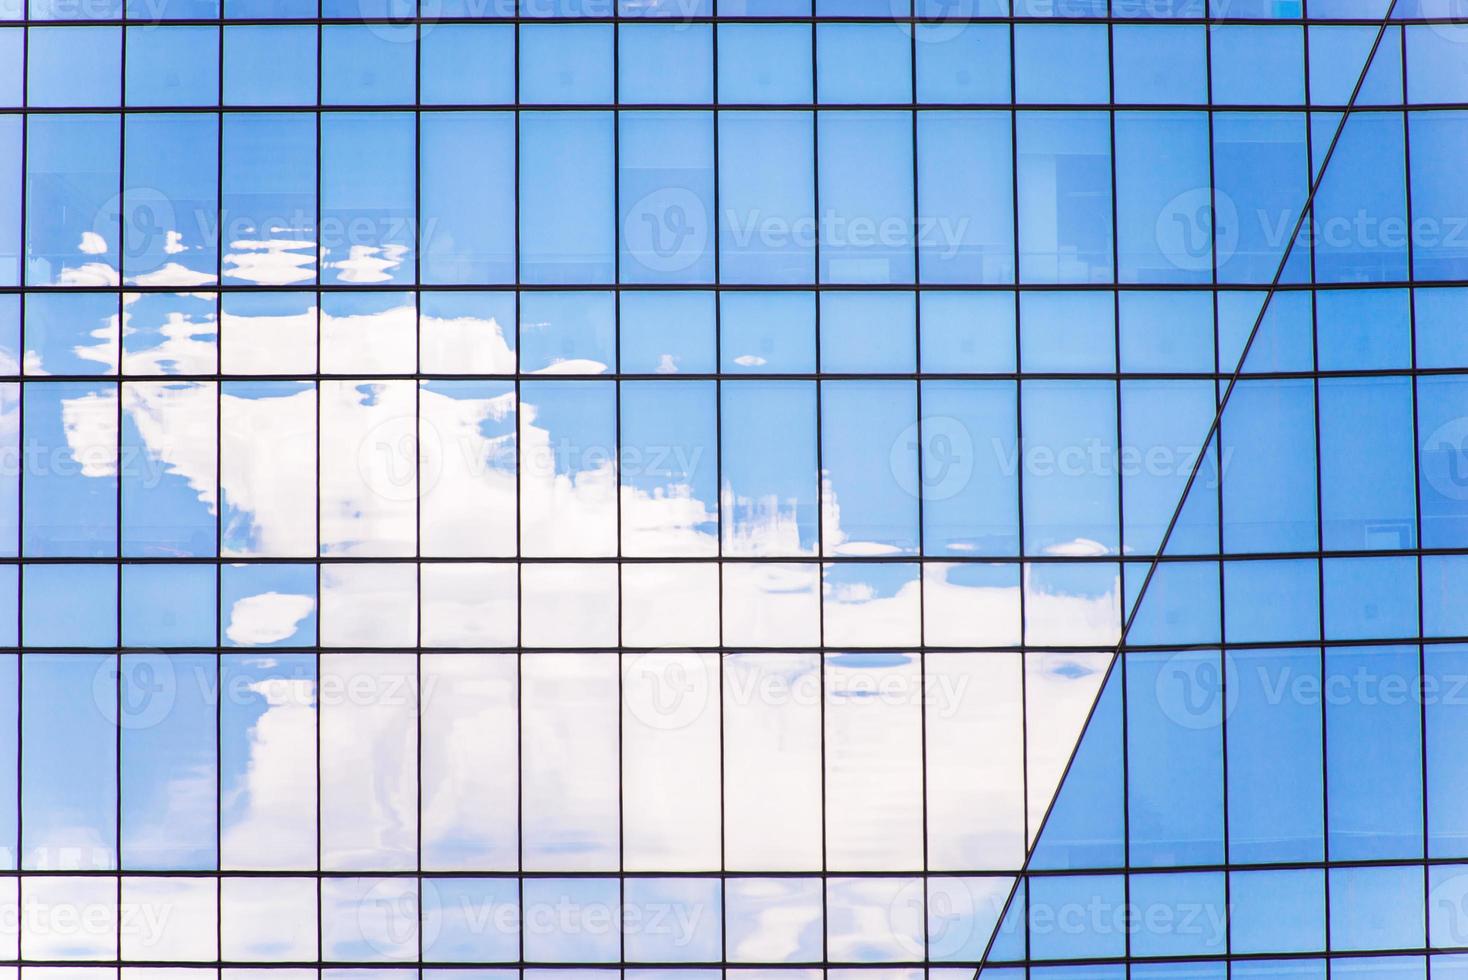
xmin=0 ymin=2 xmax=1464 ymax=977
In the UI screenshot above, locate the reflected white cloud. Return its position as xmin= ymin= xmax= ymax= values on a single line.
xmin=420 ymin=312 xmax=516 ymax=374
xmin=223 ymin=238 xmax=316 ymax=285
xmin=225 ymin=591 xmax=315 ymax=646
xmin=326 ymin=243 xmax=409 ymax=285
xmin=221 ymin=677 xmax=317 ymax=870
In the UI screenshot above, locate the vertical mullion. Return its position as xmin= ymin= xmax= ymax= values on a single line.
xmin=413 ymin=0 xmax=424 ymax=966
xmin=214 ymin=0 xmax=227 ymax=961
xmin=1400 ymin=18 xmax=1431 ymax=971
xmin=313 ymin=2 xmax=324 ymax=960
xmin=1104 ymin=6 xmax=1132 ymax=966
xmin=113 ymin=14 xmax=126 ymax=956
xmin=1204 ymin=6 xmax=1233 ymax=968
xmin=612 ymin=7 xmax=625 ymax=969
xmin=711 ymin=16 xmax=728 ymax=972
xmin=14 ymin=9 xmax=24 ymax=955
xmin=512 ymin=8 xmax=525 ymax=963
xmin=908 ymin=0 xmax=930 ymax=968
xmin=809 ymin=10 xmax=828 ymax=961
xmin=1007 ymin=4 xmax=1028 ymax=966
xmin=1299 ymin=6 xmax=1335 ymax=975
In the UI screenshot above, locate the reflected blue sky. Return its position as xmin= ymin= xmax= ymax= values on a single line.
xmin=0 ymin=5 xmax=1464 ymax=977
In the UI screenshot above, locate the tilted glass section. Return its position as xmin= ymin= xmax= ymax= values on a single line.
xmin=986 ymin=5 xmax=1468 ymax=976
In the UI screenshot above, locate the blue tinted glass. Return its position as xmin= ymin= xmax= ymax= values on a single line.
xmin=422 ymin=26 xmax=515 ymax=105
xmin=520 ymin=25 xmax=614 ymax=105
xmin=719 ymin=111 xmax=814 ymax=283
xmin=619 ymin=24 xmax=713 ymax=104
xmin=918 ymin=111 xmax=1014 ymax=284
xmin=720 ymin=291 xmax=815 ymax=373
xmin=1409 ymin=110 xmax=1468 ymax=281
xmin=1127 ymin=652 xmax=1226 ymax=867
xmin=620 ymin=110 xmax=715 ymax=285
xmin=717 ymin=25 xmax=812 ymax=104
xmin=322 ymin=26 xmax=415 ymax=106
xmin=914 ymin=23 xmax=1009 ymax=104
xmin=321 ymin=112 xmax=415 ymax=285
xmin=422 ymin=112 xmax=516 ymax=284
xmin=1228 ymin=648 xmax=1325 ymax=863
xmin=1222 ymin=379 xmax=1318 ymax=552
xmin=819 ymin=291 xmax=915 ymax=373
xmin=1330 ymin=865 xmax=1426 ymax=952
xmin=1407 ymin=25 xmax=1468 ymax=103
xmin=1310 ymin=25 xmax=1402 ymax=105
xmin=619 ymin=292 xmax=715 ymax=374
xmin=27 ymin=26 xmax=120 ymax=108
xmin=1223 ymin=559 xmax=1320 ymax=643
xmin=519 ymin=292 xmax=615 ymax=374
xmin=125 ymin=26 xmax=219 ymax=107
xmin=920 ymin=381 xmax=1018 ymax=556
xmin=223 ymin=26 xmax=317 ymax=107
xmin=1113 ymin=26 xmax=1207 ymax=104
xmin=1015 ymin=25 xmax=1108 ymax=104
xmin=1117 ymin=111 xmax=1213 ymax=284
xmin=122 ymin=565 xmax=216 ymax=647
xmin=1118 ymin=291 xmax=1214 ymax=373
xmin=1212 ymin=26 xmax=1305 ymax=105
xmin=818 ymin=111 xmax=914 ymax=283
xmin=1017 ymin=112 xmax=1113 ymax=284
xmin=520 ymin=112 xmax=615 ymax=284
xmin=0 ymin=30 xmax=17 ymax=106
xmin=919 ymin=292 xmax=1015 ymax=373
xmin=1316 ymin=288 xmax=1410 ymax=371
xmin=1325 ymin=645 xmax=1424 ymax=860
xmin=1416 ymin=287 xmax=1468 ymax=369
xmin=1230 ymin=869 xmax=1325 ymax=954
xmin=23 ymin=564 xmax=117 ymax=647
xmin=1020 ymin=291 xmax=1114 ymax=372
xmin=1320 ymin=378 xmax=1417 ymax=552
xmin=816 ymin=23 xmax=911 ymax=104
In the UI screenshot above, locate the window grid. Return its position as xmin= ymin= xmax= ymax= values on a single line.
xmin=0 ymin=0 xmax=1465 ymax=976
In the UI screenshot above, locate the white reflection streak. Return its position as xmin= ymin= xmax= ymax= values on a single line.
xmin=325 ymin=243 xmax=409 ymax=285
xmin=225 ymin=592 xmax=314 ymax=646
xmin=221 ymin=678 xmax=317 ymax=869
xmin=223 ymin=237 xmax=316 ymax=285
xmin=419 ymin=313 xmax=516 ymax=373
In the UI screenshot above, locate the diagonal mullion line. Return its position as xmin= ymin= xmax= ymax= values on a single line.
xmin=975 ymin=0 xmax=1403 ymax=970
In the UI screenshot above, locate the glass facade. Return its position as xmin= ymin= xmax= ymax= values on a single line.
xmin=0 ymin=0 xmax=1465 ymax=977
